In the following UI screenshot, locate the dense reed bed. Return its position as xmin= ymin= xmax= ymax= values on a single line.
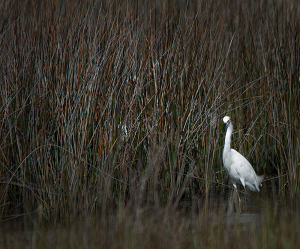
xmin=0 ymin=0 xmax=299 ymax=247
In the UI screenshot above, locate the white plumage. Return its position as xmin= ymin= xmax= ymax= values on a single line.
xmin=222 ymin=116 xmax=263 ymax=199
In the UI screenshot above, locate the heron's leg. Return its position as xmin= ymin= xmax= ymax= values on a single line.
xmin=232 ymin=183 xmax=241 ymax=204
xmin=240 ymin=178 xmax=247 ymax=194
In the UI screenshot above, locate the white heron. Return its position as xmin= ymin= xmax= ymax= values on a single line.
xmin=222 ymin=116 xmax=264 ymax=203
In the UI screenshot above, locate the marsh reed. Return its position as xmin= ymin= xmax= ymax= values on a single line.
xmin=0 ymin=0 xmax=299 ymax=247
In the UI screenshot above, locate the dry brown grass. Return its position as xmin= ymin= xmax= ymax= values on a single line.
xmin=0 ymin=0 xmax=299 ymax=247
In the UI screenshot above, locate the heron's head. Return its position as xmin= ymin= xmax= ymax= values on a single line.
xmin=222 ymin=116 xmax=231 ymax=131
xmin=223 ymin=116 xmax=230 ymax=124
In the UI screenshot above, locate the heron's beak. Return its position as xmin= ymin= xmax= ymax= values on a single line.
xmin=222 ymin=122 xmax=227 ymax=132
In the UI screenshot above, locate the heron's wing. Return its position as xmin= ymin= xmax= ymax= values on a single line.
xmin=230 ymin=149 xmax=257 ymax=182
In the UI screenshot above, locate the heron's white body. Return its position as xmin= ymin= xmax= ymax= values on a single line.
xmin=222 ymin=116 xmax=263 ymax=192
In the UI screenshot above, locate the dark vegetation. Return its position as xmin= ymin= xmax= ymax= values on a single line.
xmin=0 ymin=0 xmax=299 ymax=247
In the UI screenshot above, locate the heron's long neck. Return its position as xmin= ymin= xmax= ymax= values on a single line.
xmin=224 ymin=122 xmax=233 ymax=154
